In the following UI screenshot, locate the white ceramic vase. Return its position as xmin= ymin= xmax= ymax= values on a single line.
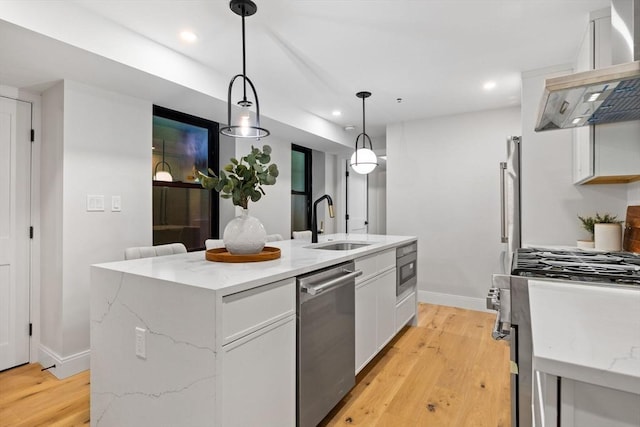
xmin=594 ymin=223 xmax=622 ymax=251
xmin=223 ymin=208 xmax=267 ymax=254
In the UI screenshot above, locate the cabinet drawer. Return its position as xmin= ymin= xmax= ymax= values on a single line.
xmin=376 ymin=249 xmax=396 ymax=273
xmin=396 ymin=290 xmax=416 ymax=333
xmin=355 ymin=254 xmax=378 ymax=284
xmin=355 ymin=248 xmax=396 ymax=283
xmin=222 ymin=278 xmax=295 ymax=345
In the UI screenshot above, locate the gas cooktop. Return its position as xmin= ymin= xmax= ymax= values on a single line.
xmin=512 ymin=247 xmax=640 ymax=285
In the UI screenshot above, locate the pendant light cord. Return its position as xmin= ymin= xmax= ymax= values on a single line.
xmin=361 ymin=96 xmax=366 ymax=148
xmin=241 ymin=6 xmax=248 ymax=104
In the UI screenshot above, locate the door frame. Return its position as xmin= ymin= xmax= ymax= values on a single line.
xmin=0 ymin=87 xmax=41 ymax=366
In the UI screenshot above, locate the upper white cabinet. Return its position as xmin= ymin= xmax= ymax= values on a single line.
xmin=573 ymin=10 xmax=640 ymax=185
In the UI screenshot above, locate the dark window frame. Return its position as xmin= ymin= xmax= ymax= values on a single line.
xmin=152 ymin=105 xmax=220 ymax=249
xmin=291 ymin=144 xmax=312 ymax=232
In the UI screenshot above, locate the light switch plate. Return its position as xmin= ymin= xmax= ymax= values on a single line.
xmin=87 ymin=195 xmax=105 ymax=212
xmin=111 ymin=195 xmax=121 ymax=212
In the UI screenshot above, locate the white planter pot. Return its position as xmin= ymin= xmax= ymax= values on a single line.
xmin=594 ymin=223 xmax=622 ymax=251
xmin=576 ymin=240 xmax=595 ymax=249
xmin=223 ymin=208 xmax=267 ymax=254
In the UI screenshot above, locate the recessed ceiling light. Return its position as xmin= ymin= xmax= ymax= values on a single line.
xmin=332 ymin=110 xmax=341 ymax=116
xmin=344 ymin=125 xmax=356 ymax=131
xmin=180 ymin=30 xmax=198 ymax=43
xmin=483 ymin=81 xmax=497 ymax=91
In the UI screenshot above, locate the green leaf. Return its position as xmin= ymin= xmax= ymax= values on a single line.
xmin=230 ymin=157 xmax=238 ymax=165
xmin=224 ymin=163 xmax=234 ymax=172
xmin=259 ymin=154 xmax=271 ymax=164
xmin=262 ymin=145 xmax=272 ymax=155
xmin=250 ymin=191 xmax=261 ymax=202
xmin=268 ymin=164 xmax=279 ymax=178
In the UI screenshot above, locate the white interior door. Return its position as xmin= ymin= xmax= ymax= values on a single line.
xmin=0 ymin=97 xmax=31 ymax=371
xmin=346 ymin=161 xmax=368 ymax=234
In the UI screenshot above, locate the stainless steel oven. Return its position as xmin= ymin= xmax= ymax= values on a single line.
xmin=396 ymin=241 xmax=417 ymax=296
xmin=488 ymin=247 xmax=640 ymax=427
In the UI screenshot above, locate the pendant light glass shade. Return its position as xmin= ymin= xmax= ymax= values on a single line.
xmin=219 ymin=0 xmax=269 ymax=139
xmin=349 ymin=91 xmax=378 ymax=175
xmin=350 ymin=148 xmax=377 ymax=174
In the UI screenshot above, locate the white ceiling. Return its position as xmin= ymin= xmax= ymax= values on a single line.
xmin=1 ymin=0 xmax=612 ymax=146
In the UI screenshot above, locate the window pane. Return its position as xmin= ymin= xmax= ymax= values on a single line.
xmin=291 ymin=194 xmax=308 ymax=232
xmin=153 ymin=185 xmax=211 ymax=251
xmin=291 ymin=150 xmax=306 ymax=192
xmin=152 ymin=116 xmax=209 ymax=183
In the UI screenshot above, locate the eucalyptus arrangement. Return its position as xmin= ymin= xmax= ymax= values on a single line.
xmin=577 ymin=213 xmax=622 ymax=238
xmin=196 ymin=145 xmax=279 ymax=209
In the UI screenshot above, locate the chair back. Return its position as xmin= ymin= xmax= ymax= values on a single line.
xmin=292 ymin=230 xmax=312 ymax=241
xmin=124 ymin=243 xmax=187 ymax=260
xmin=266 ymin=234 xmax=284 ymax=242
xmin=204 ymin=239 xmax=225 ymax=250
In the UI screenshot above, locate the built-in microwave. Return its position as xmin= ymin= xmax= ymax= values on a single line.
xmin=396 ymin=242 xmax=417 ymax=296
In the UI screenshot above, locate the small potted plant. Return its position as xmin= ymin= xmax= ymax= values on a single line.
xmin=577 ymin=213 xmax=623 ymax=251
xmin=196 ymin=145 xmax=279 ymax=254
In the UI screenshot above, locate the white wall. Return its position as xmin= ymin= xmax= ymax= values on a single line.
xmin=40 ymin=80 xmax=152 ymax=378
xmin=387 ymin=107 xmax=521 ymax=310
xmin=521 ymin=67 xmax=629 ymax=244
xmin=234 ymin=138 xmax=292 ymax=240
xmin=628 ymin=182 xmax=640 ymax=205
xmin=324 ymin=153 xmax=339 ymax=234
xmin=368 ymin=167 xmax=387 ymax=235
xmin=41 ymin=82 xmax=65 ymax=356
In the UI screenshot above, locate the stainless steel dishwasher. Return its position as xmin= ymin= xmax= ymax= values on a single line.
xmin=297 ymin=261 xmax=362 ymax=427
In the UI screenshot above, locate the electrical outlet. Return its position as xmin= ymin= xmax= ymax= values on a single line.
xmin=135 ymin=327 xmax=146 ymax=359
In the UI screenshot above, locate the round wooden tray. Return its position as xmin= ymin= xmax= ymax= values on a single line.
xmin=205 ymin=246 xmax=281 ymax=263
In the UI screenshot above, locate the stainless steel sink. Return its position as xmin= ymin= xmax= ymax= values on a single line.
xmin=306 ymin=241 xmax=372 ymax=251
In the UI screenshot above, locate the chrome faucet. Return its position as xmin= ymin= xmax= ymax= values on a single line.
xmin=312 ymin=195 xmax=334 ymax=243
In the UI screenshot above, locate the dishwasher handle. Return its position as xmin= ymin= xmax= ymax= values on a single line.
xmin=301 ymin=270 xmax=362 ymax=296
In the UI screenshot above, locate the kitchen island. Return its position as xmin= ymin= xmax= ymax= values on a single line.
xmin=90 ymin=234 xmax=417 ymax=427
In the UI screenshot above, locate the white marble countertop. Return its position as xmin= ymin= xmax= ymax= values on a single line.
xmin=529 ymin=280 xmax=640 ymax=394
xmin=93 ymin=233 xmax=416 ymax=296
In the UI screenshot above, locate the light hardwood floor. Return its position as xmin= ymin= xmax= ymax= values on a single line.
xmin=0 ymin=304 xmax=510 ymax=427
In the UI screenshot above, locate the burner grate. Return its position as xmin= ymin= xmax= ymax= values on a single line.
xmin=513 ymin=248 xmax=640 ymax=285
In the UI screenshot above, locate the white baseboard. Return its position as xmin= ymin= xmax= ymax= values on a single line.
xmin=418 ymin=290 xmax=490 ymax=312
xmin=38 ymin=345 xmax=90 ymax=379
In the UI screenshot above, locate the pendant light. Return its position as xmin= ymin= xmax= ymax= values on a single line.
xmin=349 ymin=91 xmax=378 ymax=174
xmin=153 ymin=139 xmax=173 ymax=182
xmin=219 ymin=0 xmax=270 ymax=139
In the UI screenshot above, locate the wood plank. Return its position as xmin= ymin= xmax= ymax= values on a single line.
xmin=623 ymin=205 xmax=640 ymax=253
xmin=0 ymin=364 xmax=90 ymax=427
xmin=0 ymin=304 xmax=510 ymax=427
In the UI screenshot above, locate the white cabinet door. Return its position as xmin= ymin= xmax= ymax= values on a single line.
xmin=222 ymin=316 xmax=296 ymax=427
xmin=561 ymin=378 xmax=640 ymax=427
xmin=355 ymin=267 xmax=398 ymax=373
xmin=572 ymin=14 xmax=640 ymax=184
xmin=376 ymin=269 xmax=397 ymax=351
xmin=355 ymin=278 xmax=377 ymax=373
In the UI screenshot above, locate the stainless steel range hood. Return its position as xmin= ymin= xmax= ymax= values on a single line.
xmin=535 ymin=0 xmax=640 ymax=131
